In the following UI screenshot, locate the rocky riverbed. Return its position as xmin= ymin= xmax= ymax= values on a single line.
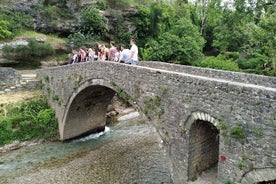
xmin=0 ymin=118 xmax=173 ymax=184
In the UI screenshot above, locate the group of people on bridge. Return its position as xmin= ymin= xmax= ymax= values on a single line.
xmin=68 ymin=39 xmax=138 ymax=65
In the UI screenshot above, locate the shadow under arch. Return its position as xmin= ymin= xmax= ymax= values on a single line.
xmin=241 ymin=168 xmax=276 ymax=184
xmin=185 ymin=112 xmax=220 ymax=181
xmin=60 ymin=78 xmax=117 ymax=140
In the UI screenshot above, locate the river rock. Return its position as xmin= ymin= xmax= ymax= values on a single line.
xmin=106 ymin=110 xmax=119 ymax=118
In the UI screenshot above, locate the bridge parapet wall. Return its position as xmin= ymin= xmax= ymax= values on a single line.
xmin=140 ymin=61 xmax=276 ymax=88
xmin=38 ymin=61 xmax=276 ymax=184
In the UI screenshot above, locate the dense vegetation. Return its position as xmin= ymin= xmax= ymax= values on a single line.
xmin=3 ymin=38 xmax=55 ymax=66
xmin=0 ymin=96 xmax=58 ymax=146
xmin=0 ymin=0 xmax=275 ymax=76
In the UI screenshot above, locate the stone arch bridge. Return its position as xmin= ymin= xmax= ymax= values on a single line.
xmin=38 ymin=61 xmax=276 ymax=184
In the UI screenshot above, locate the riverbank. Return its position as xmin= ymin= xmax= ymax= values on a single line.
xmin=0 ymin=91 xmax=139 ymax=153
xmin=0 ymin=116 xmax=172 ymax=184
xmin=0 ymin=91 xmax=43 ymax=105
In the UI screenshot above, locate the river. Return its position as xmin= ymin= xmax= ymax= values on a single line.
xmin=0 ymin=116 xmax=172 ymax=184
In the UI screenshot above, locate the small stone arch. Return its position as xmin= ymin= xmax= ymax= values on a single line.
xmin=186 ymin=112 xmax=220 ymax=181
xmin=185 ymin=112 xmax=220 ymax=131
xmin=241 ymin=168 xmax=276 ymax=184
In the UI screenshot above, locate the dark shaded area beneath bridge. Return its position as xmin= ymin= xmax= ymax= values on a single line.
xmin=63 ymin=85 xmax=115 ymax=140
xmin=257 ymin=180 xmax=276 ymax=184
xmin=188 ymin=120 xmax=219 ymax=181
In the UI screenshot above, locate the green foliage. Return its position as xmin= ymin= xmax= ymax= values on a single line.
xmin=230 ymin=125 xmax=245 ymax=139
xmin=110 ymin=81 xmax=133 ymax=106
xmin=237 ymin=162 xmax=245 ymax=170
xmin=160 ymin=86 xmax=168 ymax=96
xmin=0 ymin=97 xmax=58 ymax=146
xmin=0 ymin=20 xmax=12 ymax=40
xmin=52 ymin=95 xmax=59 ymax=102
xmin=253 ymin=129 xmax=263 ymax=137
xmin=95 ymin=0 xmax=108 ymax=10
xmin=0 ymin=9 xmax=33 ymax=38
xmin=195 ymin=56 xmax=241 ymax=72
xmin=68 ymin=31 xmax=100 ymax=48
xmin=107 ymin=9 xmax=135 ymax=45
xmin=224 ymin=178 xmax=234 ymax=184
xmin=38 ymin=5 xmax=74 ymax=29
xmin=156 ymin=108 xmax=165 ymax=119
xmin=218 ymin=120 xmax=228 ymax=130
xmin=154 ymin=95 xmax=161 ymax=106
xmin=142 ymin=18 xmax=204 ymax=64
xmin=222 ymin=52 xmax=240 ymax=61
xmin=81 ymin=7 xmax=107 ymax=37
xmin=0 ymin=0 xmax=274 ymax=77
xmin=105 ymin=0 xmax=132 ymax=8
xmin=2 ymin=38 xmax=55 ymax=65
xmin=132 ymin=6 xmax=151 ymax=46
xmin=238 ymin=54 xmax=267 ymax=70
xmin=241 ymin=154 xmax=248 ymax=161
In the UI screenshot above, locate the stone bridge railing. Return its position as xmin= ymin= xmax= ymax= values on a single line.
xmin=140 ymin=61 xmax=276 ymax=88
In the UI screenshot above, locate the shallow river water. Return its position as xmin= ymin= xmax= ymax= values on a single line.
xmin=0 ymin=118 xmax=172 ymax=184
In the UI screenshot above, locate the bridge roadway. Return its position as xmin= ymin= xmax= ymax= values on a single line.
xmin=38 ymin=61 xmax=276 ymax=184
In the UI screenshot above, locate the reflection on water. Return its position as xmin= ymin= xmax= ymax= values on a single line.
xmin=0 ymin=118 xmax=172 ymax=184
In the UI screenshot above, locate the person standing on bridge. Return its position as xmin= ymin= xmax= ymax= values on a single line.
xmin=128 ymin=39 xmax=138 ymax=65
xmin=109 ymin=41 xmax=117 ymax=62
xmin=79 ymin=48 xmax=86 ymax=62
xmin=118 ymin=44 xmax=130 ymax=63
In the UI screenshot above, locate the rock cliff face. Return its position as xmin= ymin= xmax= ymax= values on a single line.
xmin=2 ymin=0 xmax=137 ymax=36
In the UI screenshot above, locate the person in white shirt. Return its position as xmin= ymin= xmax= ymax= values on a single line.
xmin=128 ymin=39 xmax=138 ymax=65
xmin=118 ymin=44 xmax=130 ymax=63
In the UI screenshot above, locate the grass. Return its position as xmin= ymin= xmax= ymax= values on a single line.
xmin=14 ymin=31 xmax=66 ymax=49
xmin=1 ymin=30 xmax=68 ymax=68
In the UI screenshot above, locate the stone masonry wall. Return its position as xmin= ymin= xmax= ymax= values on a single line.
xmin=140 ymin=61 xmax=276 ymax=88
xmin=0 ymin=67 xmax=21 ymax=90
xmin=38 ymin=61 xmax=276 ymax=184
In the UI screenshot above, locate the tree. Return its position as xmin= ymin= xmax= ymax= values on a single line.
xmin=188 ymin=0 xmax=223 ymax=51
xmin=212 ymin=7 xmax=252 ymax=52
xmin=244 ymin=6 xmax=276 ymax=75
xmin=142 ymin=18 xmax=205 ymax=64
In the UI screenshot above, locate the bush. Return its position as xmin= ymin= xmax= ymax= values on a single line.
xmin=95 ymin=0 xmax=108 ymax=10
xmin=0 ymin=96 xmax=58 ymax=146
xmin=0 ymin=20 xmax=12 ymax=40
xmin=2 ymin=38 xmax=55 ymax=65
xmin=238 ymin=53 xmax=268 ymax=71
xmin=142 ymin=18 xmax=205 ymax=64
xmin=107 ymin=9 xmax=136 ymax=45
xmin=81 ymin=7 xmax=107 ymax=37
xmin=0 ymin=9 xmax=33 ymax=37
xmin=222 ymin=52 xmax=240 ymax=61
xmin=105 ymin=0 xmax=132 ymax=8
xmin=195 ymin=56 xmax=241 ymax=72
xmin=68 ymin=31 xmax=100 ymax=48
xmin=230 ymin=125 xmax=245 ymax=139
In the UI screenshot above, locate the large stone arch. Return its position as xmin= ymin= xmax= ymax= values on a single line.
xmin=186 ymin=112 xmax=220 ymax=181
xmin=241 ymin=168 xmax=276 ymax=184
xmin=60 ymin=79 xmax=117 ymax=140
